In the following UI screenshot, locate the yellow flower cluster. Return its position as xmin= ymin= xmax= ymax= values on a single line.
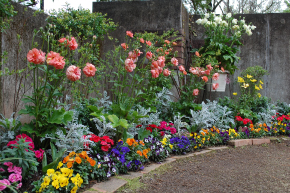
xmin=38 ymin=168 xmax=83 ymax=193
xmin=236 ymin=74 xmax=264 ymax=98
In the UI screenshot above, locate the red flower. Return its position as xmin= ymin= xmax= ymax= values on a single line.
xmin=146 ymin=127 xmax=152 ymax=133
xmin=243 ymin=118 xmax=252 ymax=125
xmin=160 ymin=131 xmax=165 ymax=137
xmin=100 ymin=141 xmax=107 ymax=146
xmin=101 ymin=145 xmax=109 ymax=152
xmin=136 ymin=125 xmax=142 ymax=128
xmin=149 ymin=124 xmax=157 ymax=128
xmin=102 ymin=136 xmax=114 ymax=145
xmin=90 ymin=134 xmax=101 ymax=143
xmin=235 ymin=116 xmax=243 ymax=122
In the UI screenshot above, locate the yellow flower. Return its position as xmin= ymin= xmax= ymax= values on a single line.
xmin=257 ymin=93 xmax=261 ymax=98
xmin=43 ymin=176 xmax=50 ymax=186
xmin=199 ymin=144 xmax=201 ymax=147
xmin=52 ymin=180 xmax=60 ymax=189
xmin=47 ymin=169 xmax=55 ymax=176
xmin=197 ymin=136 xmax=200 ymax=139
xmin=57 ymin=162 xmax=63 ymax=169
xmin=250 ymin=79 xmax=257 ymax=82
xmin=52 ymin=174 xmax=59 ymax=181
xmin=169 ymin=144 xmax=173 ymax=149
xmin=59 ymin=176 xmax=69 ymax=187
xmin=233 ymin=92 xmax=237 ymax=95
xmin=259 ymin=84 xmax=263 ymax=89
xmin=246 ymin=74 xmax=253 ymax=78
xmin=98 ymin=164 xmax=101 ymax=168
xmin=260 ymin=80 xmax=264 ymax=84
xmin=194 ymin=146 xmax=197 ymax=149
xmin=255 ymin=85 xmax=260 ymax=90
xmin=71 ymin=185 xmax=78 ymax=193
xmin=238 ymin=76 xmax=245 ymax=83
xmin=190 ymin=133 xmax=193 ymax=137
xmin=241 ymin=83 xmax=249 ymax=88
xmin=60 ymin=168 xmax=72 ymax=177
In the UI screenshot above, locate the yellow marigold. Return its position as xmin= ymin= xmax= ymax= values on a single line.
xmin=75 ymin=156 xmax=82 ymax=164
xmin=137 ymin=150 xmax=143 ymax=156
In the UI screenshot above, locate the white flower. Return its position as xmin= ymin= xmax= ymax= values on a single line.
xmin=214 ymin=16 xmax=222 ymax=24
xmin=235 ymin=31 xmax=241 ymax=37
xmin=201 ymin=18 xmax=208 ymax=25
xmin=246 ymin=29 xmax=252 ymax=36
xmin=240 ymin=19 xmax=245 ymax=24
xmin=232 ymin=19 xmax=238 ymax=24
xmin=250 ymin=25 xmax=256 ymax=30
xmin=204 ymin=13 xmax=210 ymax=18
xmin=232 ymin=25 xmax=239 ymax=30
xmin=226 ymin=13 xmax=232 ymax=19
xmin=112 ymin=168 xmax=116 ymax=173
xmin=243 ymin=24 xmax=249 ymax=30
xmin=196 ymin=18 xmax=202 ymax=25
xmin=221 ymin=20 xmax=228 ymax=27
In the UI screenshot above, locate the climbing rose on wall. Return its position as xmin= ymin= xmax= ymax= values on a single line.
xmin=27 ymin=48 xmax=46 ymax=64
xmin=66 ymin=65 xmax=81 ymax=81
xmin=46 ymin=51 xmax=65 ymax=69
xmin=83 ymin=63 xmax=97 ymax=77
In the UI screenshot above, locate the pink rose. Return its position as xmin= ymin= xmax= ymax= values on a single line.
xmin=59 ymin=37 xmax=67 ymax=44
xmin=146 ymin=40 xmax=152 ymax=46
xmin=126 ymin=31 xmax=133 ymax=38
xmin=212 ymin=83 xmax=219 ymax=90
xmin=16 ymin=183 xmax=22 ymax=189
xmin=83 ymin=63 xmax=97 ymax=77
xmin=46 ymin=51 xmax=65 ymax=69
xmin=128 ymin=51 xmax=138 ymax=63
xmin=183 ymin=71 xmax=187 ymax=75
xmin=124 ymin=58 xmax=136 ymax=72
xmin=0 ymin=179 xmax=10 ymax=191
xmin=121 ymin=43 xmax=128 ymax=50
xmin=140 ymin=38 xmax=144 ymax=43
xmin=171 ymin=57 xmax=178 ymax=66
xmin=205 ymin=69 xmax=210 ymax=75
xmin=66 ymin=65 xmax=81 ymax=81
xmin=27 ymin=48 xmax=46 ymax=65
xmin=163 ymin=68 xmax=171 ymax=76
xmin=164 ymin=40 xmax=170 ymax=44
xmin=151 ymin=69 xmax=159 ymax=78
xmin=8 ymin=173 xmax=22 ymax=183
xmin=193 ymin=89 xmax=199 ymax=96
xmin=178 ymin=65 xmax=185 ymax=72
xmin=212 ymin=73 xmax=219 ymax=81
xmin=202 ymin=76 xmax=208 ymax=82
xmin=206 ymin=64 xmax=213 ymax=71
xmin=157 ymin=58 xmax=165 ymax=68
xmin=146 ymin=51 xmax=153 ymax=60
xmin=152 ymin=60 xmax=158 ymax=68
xmin=68 ymin=37 xmax=78 ymax=50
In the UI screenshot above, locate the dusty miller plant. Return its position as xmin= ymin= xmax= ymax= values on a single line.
xmin=257 ymin=103 xmax=277 ymax=125
xmin=173 ymin=112 xmax=189 ymax=135
xmin=91 ymin=115 xmax=116 ymax=137
xmin=155 ymin=87 xmax=173 ymax=113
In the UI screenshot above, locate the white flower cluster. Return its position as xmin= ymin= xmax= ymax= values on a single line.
xmin=196 ymin=13 xmax=256 ymax=37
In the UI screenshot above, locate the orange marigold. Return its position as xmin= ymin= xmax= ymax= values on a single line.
xmin=75 ymin=156 xmax=82 ymax=164
xmin=137 ymin=150 xmax=143 ymax=156
xmin=63 ymin=156 xmax=70 ymax=164
xmin=67 ymin=161 xmax=73 ymax=168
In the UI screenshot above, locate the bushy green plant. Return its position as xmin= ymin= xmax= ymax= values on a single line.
xmin=276 ymin=101 xmax=290 ymax=115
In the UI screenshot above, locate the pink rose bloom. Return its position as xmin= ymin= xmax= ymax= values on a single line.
xmin=146 ymin=40 xmax=152 ymax=46
xmin=193 ymin=89 xmax=199 ymax=96
xmin=3 ymin=162 xmax=13 ymax=167
xmin=68 ymin=37 xmax=78 ymax=50
xmin=16 ymin=183 xmax=22 ymax=189
xmin=139 ymin=38 xmax=144 ymax=43
xmin=146 ymin=51 xmax=153 ymax=60
xmin=124 ymin=58 xmax=136 ymax=72
xmin=135 ymin=49 xmax=143 ymax=57
xmin=27 ymin=48 xmax=46 ymax=64
xmin=126 ymin=31 xmax=133 ymax=38
xmin=212 ymin=83 xmax=219 ymax=90
xmin=125 ymin=64 xmax=136 ymax=72
xmin=189 ymin=67 xmax=198 ymax=75
xmin=128 ymin=51 xmax=138 ymax=63
xmin=157 ymin=66 xmax=163 ymax=74
xmin=0 ymin=179 xmax=10 ymax=191
xmin=164 ymin=40 xmax=170 ymax=44
xmin=8 ymin=173 xmax=22 ymax=183
xmin=202 ymin=76 xmax=208 ymax=82
xmin=206 ymin=64 xmax=213 ymax=71
xmin=171 ymin=57 xmax=178 ymax=66
xmin=151 ymin=69 xmax=159 ymax=78
xmin=66 ymin=65 xmax=81 ymax=81
xmin=152 ymin=60 xmax=158 ymax=68
xmin=163 ymin=68 xmax=171 ymax=76
xmin=212 ymin=73 xmax=219 ymax=81
xmin=47 ymin=51 xmax=65 ymax=69
xmin=121 ymin=43 xmax=128 ymax=50
xmin=205 ymin=69 xmax=210 ymax=75
xmin=157 ymin=58 xmax=165 ymax=68
xmin=183 ymin=71 xmax=187 ymax=75
xmin=178 ymin=65 xmax=185 ymax=72
xmin=83 ymin=63 xmax=97 ymax=77
xmin=59 ymin=37 xmax=67 ymax=44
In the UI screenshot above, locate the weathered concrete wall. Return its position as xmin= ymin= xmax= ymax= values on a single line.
xmin=0 ymin=2 xmax=48 ymax=118
xmin=191 ymin=13 xmax=290 ymax=104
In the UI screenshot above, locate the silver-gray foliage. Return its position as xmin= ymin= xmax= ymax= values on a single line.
xmin=92 ymin=115 xmax=116 ymax=137
xmin=257 ymin=103 xmax=277 ymax=125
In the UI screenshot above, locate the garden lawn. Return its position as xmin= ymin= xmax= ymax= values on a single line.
xmin=118 ymin=141 xmax=290 ymax=193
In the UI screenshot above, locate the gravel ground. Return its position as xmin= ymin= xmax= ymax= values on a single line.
xmin=120 ymin=141 xmax=290 ymax=193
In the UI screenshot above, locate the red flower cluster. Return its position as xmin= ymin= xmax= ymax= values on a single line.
xmin=85 ymin=134 xmax=114 ymax=152
xmin=276 ymin=114 xmax=290 ymax=122
xmin=138 ymin=121 xmax=177 ymax=137
xmin=235 ymin=116 xmax=253 ymax=125
xmin=7 ymin=134 xmax=44 ymax=161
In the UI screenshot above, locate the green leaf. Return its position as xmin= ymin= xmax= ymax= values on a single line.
xmin=223 ymin=55 xmax=233 ymax=63
xmin=119 ymin=119 xmax=129 ymax=129
xmin=107 ymin=114 xmax=120 ymax=127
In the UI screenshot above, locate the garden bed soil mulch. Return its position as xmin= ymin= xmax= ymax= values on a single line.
xmin=119 ymin=141 xmax=290 ymax=193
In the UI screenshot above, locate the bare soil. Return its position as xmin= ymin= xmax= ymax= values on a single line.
xmin=121 ymin=141 xmax=290 ymax=193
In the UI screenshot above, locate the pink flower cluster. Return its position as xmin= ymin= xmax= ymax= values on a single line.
xmin=66 ymin=65 xmax=81 ymax=81
xmin=0 ymin=162 xmax=22 ymax=191
xmin=124 ymin=50 xmax=142 ymax=72
xmin=150 ymin=56 xmax=172 ymax=78
xmin=46 ymin=51 xmax=65 ymax=69
xmin=158 ymin=121 xmax=177 ymax=136
xmin=59 ymin=37 xmax=78 ymax=50
xmin=83 ymin=63 xmax=97 ymax=77
xmin=27 ymin=48 xmax=46 ymax=64
xmin=7 ymin=134 xmax=44 ymax=162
